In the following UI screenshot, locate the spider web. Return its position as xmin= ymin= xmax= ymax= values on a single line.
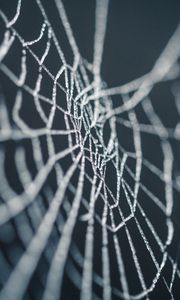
xmin=0 ymin=0 xmax=180 ymax=299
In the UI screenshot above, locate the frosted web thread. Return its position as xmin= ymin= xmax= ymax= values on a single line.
xmin=0 ymin=0 xmax=180 ymax=299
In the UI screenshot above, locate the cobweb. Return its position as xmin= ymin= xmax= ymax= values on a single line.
xmin=0 ymin=0 xmax=180 ymax=299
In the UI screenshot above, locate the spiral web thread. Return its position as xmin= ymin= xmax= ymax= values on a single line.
xmin=0 ymin=0 xmax=180 ymax=299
